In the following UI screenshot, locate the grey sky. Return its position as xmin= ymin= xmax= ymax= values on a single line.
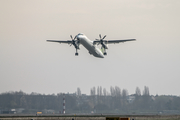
xmin=0 ymin=0 xmax=180 ymax=96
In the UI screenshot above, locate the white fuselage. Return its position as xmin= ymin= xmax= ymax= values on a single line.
xmin=77 ymin=34 xmax=104 ymax=58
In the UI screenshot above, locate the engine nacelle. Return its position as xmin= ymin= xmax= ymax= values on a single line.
xmin=102 ymin=43 xmax=108 ymax=49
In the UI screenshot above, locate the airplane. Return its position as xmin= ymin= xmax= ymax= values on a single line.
xmin=47 ymin=33 xmax=136 ymax=58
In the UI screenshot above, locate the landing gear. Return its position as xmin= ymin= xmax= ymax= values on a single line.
xmin=75 ymin=53 xmax=78 ymax=56
xmin=101 ymin=46 xmax=107 ymax=56
xmin=75 ymin=49 xmax=78 ymax=56
xmin=103 ymin=48 xmax=107 ymax=55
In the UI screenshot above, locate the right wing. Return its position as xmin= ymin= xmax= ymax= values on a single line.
xmin=47 ymin=40 xmax=72 ymax=44
xmin=93 ymin=39 xmax=136 ymax=45
xmin=104 ymin=39 xmax=136 ymax=44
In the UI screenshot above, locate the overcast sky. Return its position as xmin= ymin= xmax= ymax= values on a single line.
xmin=0 ymin=0 xmax=180 ymax=96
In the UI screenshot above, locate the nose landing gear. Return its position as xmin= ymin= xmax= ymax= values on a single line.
xmin=75 ymin=53 xmax=78 ymax=56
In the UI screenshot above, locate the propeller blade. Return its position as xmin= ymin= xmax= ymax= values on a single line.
xmin=102 ymin=35 xmax=106 ymax=40
xmin=70 ymin=35 xmax=73 ymax=40
xmin=99 ymin=34 xmax=101 ymax=39
xmin=74 ymin=35 xmax=77 ymax=40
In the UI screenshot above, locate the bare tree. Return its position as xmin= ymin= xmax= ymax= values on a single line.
xmin=103 ymin=88 xmax=107 ymax=96
xmin=100 ymin=86 xmax=102 ymax=96
xmin=143 ymin=86 xmax=149 ymax=96
xmin=122 ymin=89 xmax=129 ymax=99
xmin=93 ymin=87 xmax=96 ymax=95
xmin=110 ymin=86 xmax=115 ymax=97
xmin=142 ymin=86 xmax=150 ymax=110
xmin=90 ymin=87 xmax=96 ymax=104
xmin=97 ymin=86 xmax=100 ymax=96
xmin=135 ymin=87 xmax=141 ymax=96
xmin=90 ymin=88 xmax=93 ymax=96
xmin=76 ymin=87 xmax=81 ymax=97
xmin=115 ymin=86 xmax=121 ymax=97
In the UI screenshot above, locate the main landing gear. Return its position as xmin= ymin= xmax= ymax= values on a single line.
xmin=103 ymin=48 xmax=107 ymax=55
xmin=75 ymin=49 xmax=79 ymax=56
xmin=101 ymin=46 xmax=107 ymax=56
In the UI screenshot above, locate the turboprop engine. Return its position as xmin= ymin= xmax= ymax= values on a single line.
xmin=96 ymin=34 xmax=108 ymax=55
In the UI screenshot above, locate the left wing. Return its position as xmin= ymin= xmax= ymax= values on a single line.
xmin=93 ymin=39 xmax=136 ymax=45
xmin=47 ymin=40 xmax=72 ymax=44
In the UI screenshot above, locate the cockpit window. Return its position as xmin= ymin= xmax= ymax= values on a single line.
xmin=78 ymin=33 xmax=84 ymax=35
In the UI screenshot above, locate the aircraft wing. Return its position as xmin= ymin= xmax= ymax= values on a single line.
xmin=47 ymin=40 xmax=72 ymax=44
xmin=93 ymin=39 xmax=136 ymax=45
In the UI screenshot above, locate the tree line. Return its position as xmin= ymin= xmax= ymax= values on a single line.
xmin=0 ymin=86 xmax=180 ymax=114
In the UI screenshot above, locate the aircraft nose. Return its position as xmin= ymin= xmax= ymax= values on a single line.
xmin=99 ymin=53 xmax=104 ymax=58
xmin=76 ymin=35 xmax=80 ymax=41
xmin=76 ymin=34 xmax=82 ymax=40
xmin=100 ymin=55 xmax=104 ymax=58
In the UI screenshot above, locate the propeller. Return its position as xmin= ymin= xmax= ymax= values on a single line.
xmin=96 ymin=34 xmax=106 ymax=41
xmin=96 ymin=34 xmax=108 ymax=49
xmin=70 ymin=35 xmax=77 ymax=47
xmin=69 ymin=35 xmax=80 ymax=50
